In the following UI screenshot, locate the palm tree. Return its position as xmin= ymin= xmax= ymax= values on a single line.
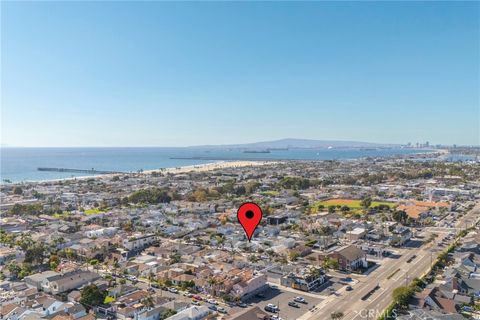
xmin=142 ymin=295 xmax=154 ymax=309
xmin=89 ymin=259 xmax=99 ymax=273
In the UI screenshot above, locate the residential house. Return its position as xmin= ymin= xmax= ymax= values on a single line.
xmin=390 ymin=227 xmax=412 ymax=246
xmin=281 ymin=267 xmax=326 ymax=292
xmin=323 ymin=245 xmax=368 ymax=272
xmin=43 ymin=270 xmax=100 ymax=294
xmin=164 ymin=306 xmax=210 ymax=320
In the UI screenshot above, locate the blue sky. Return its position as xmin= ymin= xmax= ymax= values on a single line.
xmin=1 ymin=1 xmax=479 ymax=147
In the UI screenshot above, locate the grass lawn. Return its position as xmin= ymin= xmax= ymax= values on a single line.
xmin=104 ymin=296 xmax=115 ymax=304
xmin=316 ymin=199 xmax=396 ymax=209
xmin=52 ymin=211 xmax=71 ymax=219
xmin=84 ymin=208 xmax=107 ymax=215
xmin=259 ymin=191 xmax=280 ymax=197
xmin=310 ymin=199 xmax=397 ymax=214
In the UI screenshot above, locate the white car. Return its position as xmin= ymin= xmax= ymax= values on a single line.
xmin=168 ymin=288 xmax=178 ymax=294
xmin=217 ymin=307 xmax=227 ymax=314
xmin=267 ymin=303 xmax=279 ymax=310
xmin=294 ymin=297 xmax=306 ymax=303
xmin=207 ymin=299 xmax=218 ymax=305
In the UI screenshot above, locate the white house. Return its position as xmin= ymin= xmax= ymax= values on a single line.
xmin=165 ymin=306 xmax=210 ymax=320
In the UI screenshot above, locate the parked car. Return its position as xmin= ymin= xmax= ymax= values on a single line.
xmin=168 ymin=287 xmax=178 ymax=294
xmin=294 ymin=297 xmax=307 ymax=304
xmin=207 ymin=299 xmax=218 ymax=305
xmin=217 ymin=307 xmax=227 ymax=314
xmin=288 ymin=301 xmax=300 ymax=308
xmin=346 ymin=286 xmax=353 ymax=291
xmin=237 ymin=302 xmax=248 ymax=308
xmin=264 ymin=305 xmax=276 ymax=313
xmin=208 ymin=305 xmax=217 ymax=311
xmin=191 ymin=300 xmax=200 ymax=306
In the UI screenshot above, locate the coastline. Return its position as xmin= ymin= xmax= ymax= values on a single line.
xmin=0 ymin=148 xmax=453 ymax=185
xmin=2 ymin=160 xmax=275 ymax=185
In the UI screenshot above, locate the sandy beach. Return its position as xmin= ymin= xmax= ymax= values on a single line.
xmin=146 ymin=160 xmax=274 ymax=175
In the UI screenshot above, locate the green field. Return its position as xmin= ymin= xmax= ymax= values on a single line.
xmin=84 ymin=208 xmax=107 ymax=215
xmin=311 ymin=199 xmax=396 ymax=214
xmin=316 ymin=199 xmax=396 ymax=209
xmin=259 ymin=191 xmax=280 ymax=197
xmin=52 ymin=211 xmax=71 ymax=219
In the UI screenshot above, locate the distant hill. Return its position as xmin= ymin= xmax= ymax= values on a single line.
xmin=191 ymin=138 xmax=399 ymax=149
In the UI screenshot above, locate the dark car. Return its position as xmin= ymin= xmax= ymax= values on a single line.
xmin=208 ymin=305 xmax=217 ymax=311
xmin=288 ymin=301 xmax=300 ymax=308
xmin=346 ymin=286 xmax=353 ymax=291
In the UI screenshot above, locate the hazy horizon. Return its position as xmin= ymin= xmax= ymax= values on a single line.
xmin=0 ymin=137 xmax=472 ymax=149
xmin=1 ymin=2 xmax=479 ymax=147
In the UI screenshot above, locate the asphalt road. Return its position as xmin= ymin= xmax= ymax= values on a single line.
xmin=298 ymin=202 xmax=480 ymax=320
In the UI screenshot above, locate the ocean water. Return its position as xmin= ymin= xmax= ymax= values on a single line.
xmin=1 ymin=147 xmax=424 ymax=183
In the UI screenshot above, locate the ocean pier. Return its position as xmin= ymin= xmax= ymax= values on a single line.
xmin=37 ymin=167 xmax=124 ymax=174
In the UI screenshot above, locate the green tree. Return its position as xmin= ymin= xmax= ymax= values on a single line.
xmin=24 ymin=243 xmax=45 ymax=265
xmin=360 ymin=197 xmax=372 ymax=210
xmin=13 ymin=186 xmax=23 ymax=195
xmin=169 ymin=253 xmax=181 ymax=265
xmin=160 ymin=309 xmax=177 ymax=319
xmin=142 ymin=295 xmax=154 ymax=309
xmin=7 ymin=261 xmax=21 ymax=279
xmin=80 ymin=284 xmax=107 ymax=310
xmin=49 ymin=255 xmax=60 ymax=270
xmin=322 ymin=257 xmax=340 ymax=270
xmin=392 ymin=210 xmax=408 ymax=224
xmin=234 ymin=185 xmax=246 ymax=196
xmin=245 ymin=181 xmax=261 ymax=194
xmin=18 ymin=263 xmax=32 ymax=279
xmin=392 ymin=286 xmax=415 ymax=310
xmin=288 ymin=251 xmax=300 ymax=262
xmin=279 ymin=177 xmax=310 ymax=190
xmin=126 ymin=187 xmax=172 ymax=204
xmin=89 ymin=259 xmax=100 ymax=272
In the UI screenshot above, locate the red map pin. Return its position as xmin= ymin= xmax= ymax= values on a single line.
xmin=237 ymin=202 xmax=263 ymax=241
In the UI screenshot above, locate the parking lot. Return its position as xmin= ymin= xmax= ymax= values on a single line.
xmin=243 ymin=286 xmax=323 ymax=320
